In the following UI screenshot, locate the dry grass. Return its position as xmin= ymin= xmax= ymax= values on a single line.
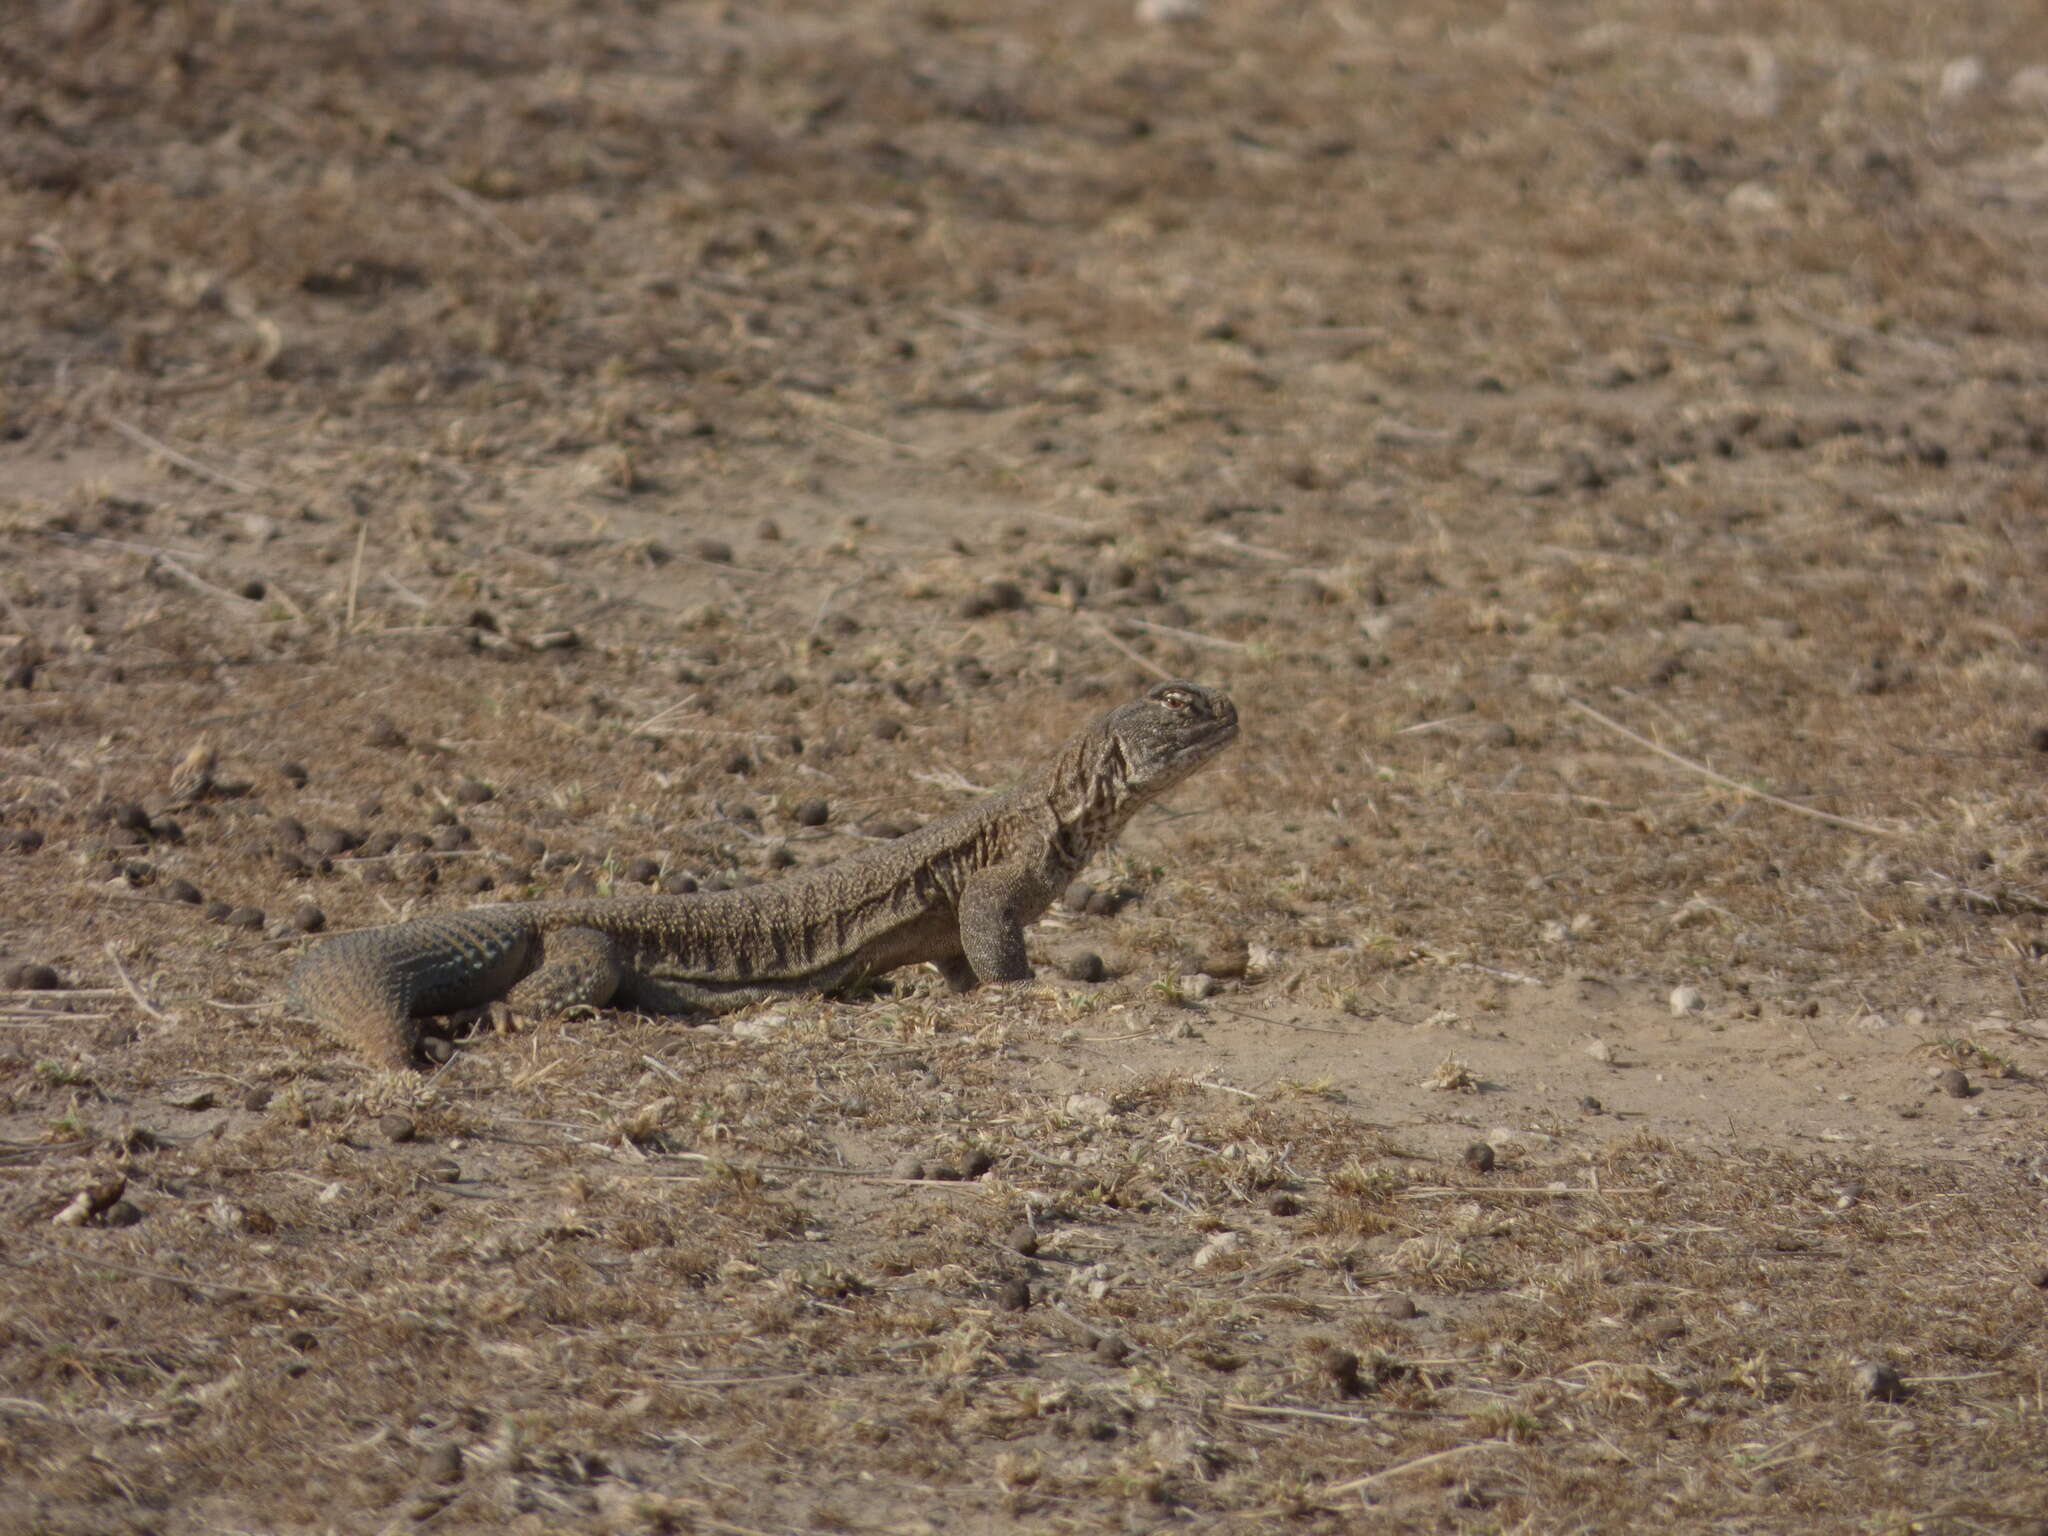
xmin=6 ymin=0 xmax=2048 ymax=1529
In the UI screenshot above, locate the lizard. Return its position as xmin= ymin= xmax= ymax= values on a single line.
xmin=287 ymin=680 xmax=1238 ymax=1069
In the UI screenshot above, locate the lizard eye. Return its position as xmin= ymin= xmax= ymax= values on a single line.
xmin=1158 ymin=687 xmax=1191 ymax=711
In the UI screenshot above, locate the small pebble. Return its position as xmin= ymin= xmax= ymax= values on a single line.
xmin=721 ymin=749 xmax=751 ymax=776
xmin=1580 ymin=1095 xmax=1604 ymax=1114
xmin=2031 ymin=726 xmax=2048 ymax=754
xmin=421 ymin=1443 xmax=464 ymax=1486
xmin=0 ymin=828 xmax=45 ymax=853
xmin=422 ymin=1158 xmax=461 ymax=1183
xmin=243 ymin=1085 xmax=275 ymax=1112
xmin=279 ymin=761 xmax=309 ymax=787
xmin=1320 ymin=1346 xmax=1364 ymax=1396
xmin=203 ymin=899 xmax=235 ymax=923
xmin=1378 ymin=1293 xmax=1420 ymax=1320
xmin=793 ymin=797 xmax=829 ymax=827
xmin=226 ymin=906 xmax=266 ymax=930
xmin=1092 ymin=1334 xmax=1131 ymax=1365
xmin=962 ymin=1148 xmax=995 ymax=1177
xmin=107 ymin=801 xmax=151 ymax=833
xmin=1856 ymin=1361 xmax=1906 ymax=1402
xmin=622 ymin=856 xmax=661 ymax=885
xmin=765 ymin=844 xmax=796 ymax=870
xmin=163 ymin=877 xmax=203 ymax=904
xmin=1062 ymin=880 xmax=1097 ymax=914
xmin=870 ymin=716 xmax=904 ymax=742
xmin=7 ymin=962 xmax=62 ymax=990
xmin=429 ymin=825 xmax=470 ymax=853
xmin=422 ymin=1038 xmax=455 ymax=1065
xmin=380 ymin=1114 xmax=418 ymax=1144
xmin=659 ymin=874 xmax=698 ymax=895
xmin=101 ymin=1200 xmax=144 ymax=1228
xmin=1084 ymin=889 xmax=1120 ymax=917
xmin=1008 ymin=1223 xmax=1039 ymax=1256
xmin=452 ymin=777 xmax=494 ymax=805
xmin=1669 ymin=984 xmax=1706 ymax=1016
xmin=1060 ymin=951 xmax=1107 ymax=983
xmin=1268 ymin=1191 xmax=1303 ymax=1217
xmin=1936 ymin=1067 xmax=1972 ymax=1098
xmin=455 ymin=870 xmax=494 ymax=895
xmin=364 ymin=716 xmax=407 ymax=749
xmin=308 ymin=825 xmax=358 ymax=857
xmin=1463 ymin=1142 xmax=1496 ymax=1174
xmin=289 ymin=904 xmax=326 ymax=934
xmin=692 ymin=537 xmax=734 ymax=565
xmin=996 ymin=1277 xmax=1032 ymax=1312
xmin=891 ymin=1154 xmax=926 ymax=1181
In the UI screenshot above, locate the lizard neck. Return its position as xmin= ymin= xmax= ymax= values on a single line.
xmin=1038 ymin=726 xmax=1139 ymax=867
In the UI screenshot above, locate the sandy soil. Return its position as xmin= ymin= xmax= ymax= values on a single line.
xmin=5 ymin=2 xmax=2048 ymax=1531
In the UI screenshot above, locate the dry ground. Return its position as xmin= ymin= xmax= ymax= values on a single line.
xmin=6 ymin=1 xmax=2048 ymax=1531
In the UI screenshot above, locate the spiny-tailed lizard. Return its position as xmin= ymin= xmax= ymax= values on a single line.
xmin=288 ymin=681 xmax=1238 ymax=1069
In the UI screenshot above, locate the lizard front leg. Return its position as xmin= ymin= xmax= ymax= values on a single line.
xmin=956 ymin=867 xmax=1046 ymax=985
xmin=500 ymin=926 xmax=627 ymax=1019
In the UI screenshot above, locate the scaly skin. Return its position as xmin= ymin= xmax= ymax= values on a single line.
xmin=287 ymin=681 xmax=1238 ymax=1069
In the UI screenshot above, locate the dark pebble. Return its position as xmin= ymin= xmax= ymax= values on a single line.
xmin=1268 ymin=1191 xmax=1303 ymax=1217
xmin=97 ymin=1021 xmax=138 ymax=1048
xmin=659 ymin=874 xmax=698 ymax=895
xmin=0 ymin=828 xmax=45 ymax=853
xmin=1062 ymin=880 xmax=1096 ymax=914
xmin=1084 ymin=889 xmax=1119 ymax=917
xmin=958 ymin=579 xmax=1027 ymax=620
xmin=870 ymin=717 xmax=904 ymax=741
xmin=1856 ymin=1361 xmax=1906 ymax=1402
xmin=996 ymin=1277 xmax=1032 ymax=1312
xmin=163 ymin=877 xmax=202 ymax=904
xmin=243 ymin=1085 xmax=275 ymax=1112
xmin=622 ymin=856 xmax=661 ymax=885
xmin=765 ymin=844 xmax=796 ymax=870
xmin=421 ymin=1443 xmax=464 ymax=1486
xmin=289 ymin=904 xmax=326 ymax=934
xmin=273 ymin=816 xmax=306 ymax=846
xmin=364 ymin=716 xmax=406 ymax=749
xmin=276 ymin=850 xmax=310 ymax=878
xmin=203 ymin=899 xmax=235 ymax=922
xmin=149 ymin=818 xmax=183 ymax=844
xmin=1009 ymin=1223 xmax=1040 ymax=1256
xmin=226 ymin=906 xmax=266 ymax=930
xmin=423 ymin=1158 xmax=461 ymax=1183
xmin=380 ymin=1114 xmax=418 ymax=1144
xmin=1464 ymin=1142 xmax=1497 ymax=1173
xmin=721 ymin=750 xmax=751 ymax=775
xmin=279 ymin=761 xmax=309 ymax=787
xmin=360 ymin=831 xmax=401 ymax=858
xmin=455 ymin=871 xmax=495 ymax=895
xmin=6 ymin=963 xmax=61 ymax=991
xmin=1936 ymin=1067 xmax=1972 ymax=1098
xmin=308 ymin=825 xmax=360 ymax=857
xmin=1580 ymin=1095 xmax=1604 ymax=1114
xmin=692 ymin=537 xmax=734 ymax=565
xmin=452 ymin=777 xmax=494 ymax=805
xmin=1379 ymin=1293 xmax=1420 ymax=1320
xmin=1092 ymin=1334 xmax=1131 ymax=1365
xmin=100 ymin=1201 xmax=144 ymax=1228
xmin=1320 ymin=1347 xmax=1364 ymax=1396
xmin=108 ymin=801 xmax=151 ymax=833
xmin=1197 ymin=938 xmax=1250 ymax=979
xmin=1060 ymin=951 xmax=1107 ymax=983
xmin=429 ymin=826 xmax=470 ymax=853
xmin=891 ymin=1155 xmax=926 ymax=1180
xmin=2032 ymin=726 xmax=2048 ymax=753
xmin=794 ymin=797 xmax=829 ymax=827
xmin=963 ymin=1148 xmax=995 ymax=1177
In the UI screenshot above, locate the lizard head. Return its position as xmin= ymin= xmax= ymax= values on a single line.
xmin=1103 ymin=680 xmax=1239 ymax=797
xmin=1043 ymin=681 xmax=1237 ymax=858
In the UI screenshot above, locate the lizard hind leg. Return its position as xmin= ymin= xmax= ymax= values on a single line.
xmin=502 ymin=926 xmax=627 ymax=1021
